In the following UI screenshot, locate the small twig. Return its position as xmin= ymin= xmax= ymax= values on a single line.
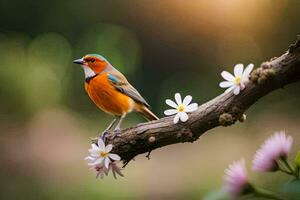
xmin=145 ymin=151 xmax=152 ymax=160
xmin=122 ymin=160 xmax=131 ymax=168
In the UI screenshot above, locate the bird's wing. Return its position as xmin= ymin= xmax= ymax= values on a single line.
xmin=107 ymin=73 xmax=150 ymax=108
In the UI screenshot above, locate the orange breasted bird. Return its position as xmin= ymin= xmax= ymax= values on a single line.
xmin=73 ymin=54 xmax=158 ymax=138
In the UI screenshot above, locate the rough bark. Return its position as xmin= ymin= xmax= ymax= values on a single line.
xmin=97 ymin=37 xmax=300 ymax=166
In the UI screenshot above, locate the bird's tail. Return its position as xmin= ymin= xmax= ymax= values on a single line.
xmin=138 ymin=106 xmax=159 ymax=121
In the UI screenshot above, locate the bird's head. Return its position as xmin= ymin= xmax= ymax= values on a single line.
xmin=73 ymin=54 xmax=109 ymax=77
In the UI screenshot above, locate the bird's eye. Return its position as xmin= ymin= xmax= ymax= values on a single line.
xmin=90 ymin=58 xmax=95 ymax=63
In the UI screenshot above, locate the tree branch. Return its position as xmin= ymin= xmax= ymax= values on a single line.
xmin=99 ymin=36 xmax=300 ymax=166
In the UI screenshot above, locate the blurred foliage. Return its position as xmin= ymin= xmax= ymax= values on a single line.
xmin=0 ymin=0 xmax=300 ymax=199
xmin=281 ymin=180 xmax=300 ymax=200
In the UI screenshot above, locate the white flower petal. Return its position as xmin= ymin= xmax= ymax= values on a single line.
xmin=234 ymin=64 xmax=244 ymax=76
xmin=242 ymin=77 xmax=250 ymax=85
xmin=98 ymin=139 xmax=106 ymax=151
xmin=243 ymin=63 xmax=254 ymax=79
xmin=109 ymin=153 xmax=121 ymax=161
xmin=104 ymin=157 xmax=111 ymax=169
xmin=164 ymin=109 xmax=178 ymax=116
xmin=105 ymin=144 xmax=113 ymax=153
xmin=90 ymin=152 xmax=99 ymax=157
xmin=89 ymin=144 xmax=99 ymax=153
xmin=221 ymin=71 xmax=235 ymax=81
xmin=240 ymin=82 xmax=245 ymax=90
xmin=233 ymin=86 xmax=240 ymax=95
xmin=185 ymin=103 xmax=198 ymax=112
xmin=88 ymin=162 xmax=96 ymax=166
xmin=219 ymin=81 xmax=234 ymax=88
xmin=89 ymin=157 xmax=104 ymax=166
xmin=85 ymin=156 xmax=95 ymax=161
xmin=175 ymin=93 xmax=182 ymax=105
xmin=91 ymin=143 xmax=99 ymax=150
xmin=183 ymin=95 xmax=192 ymax=106
xmin=179 ymin=112 xmax=189 ymax=122
xmin=224 ymin=85 xmax=235 ymax=94
xmin=165 ymin=99 xmax=178 ymax=108
xmin=89 ymin=148 xmax=100 ymax=157
xmin=173 ymin=113 xmax=180 ymax=124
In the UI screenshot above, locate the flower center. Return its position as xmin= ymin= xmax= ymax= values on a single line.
xmin=100 ymin=151 xmax=108 ymax=157
xmin=177 ymin=104 xmax=185 ymax=112
xmin=234 ymin=76 xmax=242 ymax=84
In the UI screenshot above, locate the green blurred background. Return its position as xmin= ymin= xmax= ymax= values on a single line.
xmin=0 ymin=0 xmax=300 ymax=199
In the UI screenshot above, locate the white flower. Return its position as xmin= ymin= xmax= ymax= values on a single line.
xmin=164 ymin=93 xmax=198 ymax=124
xmin=85 ymin=138 xmax=121 ymax=169
xmin=219 ymin=64 xmax=254 ymax=95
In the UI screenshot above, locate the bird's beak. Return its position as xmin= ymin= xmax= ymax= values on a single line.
xmin=73 ymin=58 xmax=84 ymax=65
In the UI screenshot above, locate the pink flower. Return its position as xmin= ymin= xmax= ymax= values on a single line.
xmin=109 ymin=161 xmax=124 ymax=179
xmin=94 ymin=163 xmax=109 ymax=179
xmin=92 ymin=161 xmax=124 ymax=179
xmin=252 ymin=131 xmax=293 ymax=172
xmin=224 ymin=158 xmax=249 ymax=198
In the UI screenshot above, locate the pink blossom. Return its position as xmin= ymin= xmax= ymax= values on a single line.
xmin=108 ymin=161 xmax=124 ymax=179
xmin=92 ymin=161 xmax=124 ymax=179
xmin=94 ymin=163 xmax=109 ymax=179
xmin=224 ymin=158 xmax=249 ymax=198
xmin=252 ymin=131 xmax=293 ymax=172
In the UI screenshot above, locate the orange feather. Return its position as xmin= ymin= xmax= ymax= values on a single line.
xmin=85 ymin=73 xmax=134 ymax=116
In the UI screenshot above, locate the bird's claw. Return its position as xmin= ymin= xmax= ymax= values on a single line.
xmin=100 ymin=130 xmax=110 ymax=142
xmin=98 ymin=129 xmax=121 ymax=142
xmin=112 ymin=128 xmax=121 ymax=139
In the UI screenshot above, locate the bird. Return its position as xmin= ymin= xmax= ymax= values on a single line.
xmin=73 ymin=54 xmax=158 ymax=139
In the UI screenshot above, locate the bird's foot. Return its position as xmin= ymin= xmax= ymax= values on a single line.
xmin=112 ymin=128 xmax=121 ymax=139
xmin=99 ymin=130 xmax=110 ymax=142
